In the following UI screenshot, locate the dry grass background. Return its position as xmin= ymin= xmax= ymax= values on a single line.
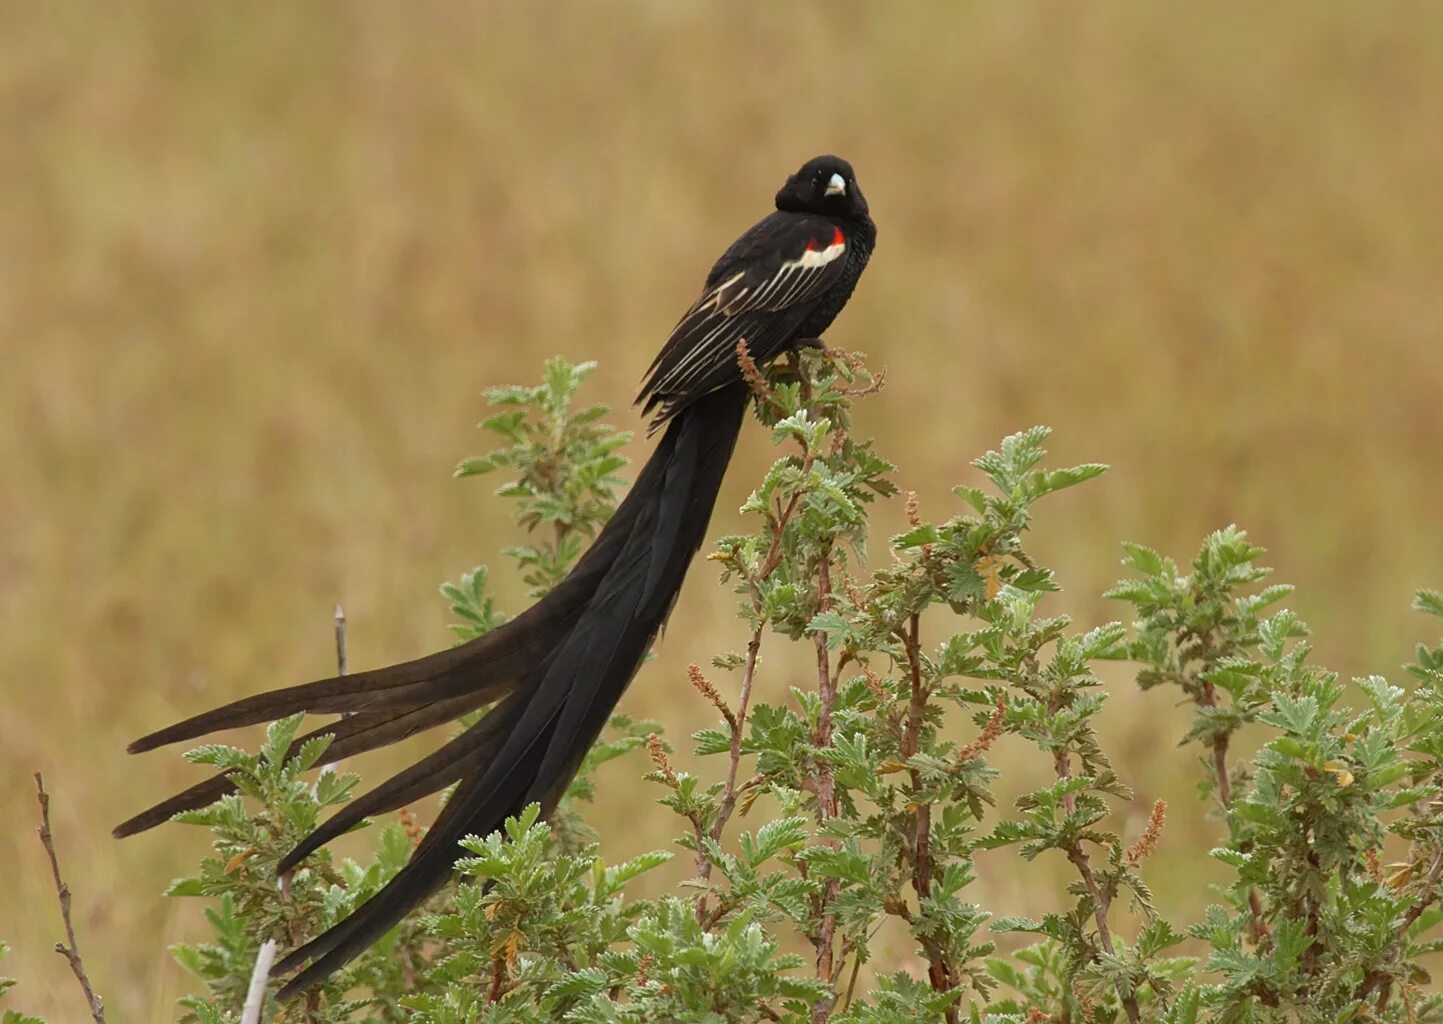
xmin=3 ymin=3 xmax=1442 ymax=1018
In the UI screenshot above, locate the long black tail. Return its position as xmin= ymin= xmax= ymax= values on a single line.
xmin=118 ymin=384 xmax=749 ymax=997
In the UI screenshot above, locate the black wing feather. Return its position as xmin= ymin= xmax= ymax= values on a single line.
xmin=639 ymin=211 xmax=848 ymax=422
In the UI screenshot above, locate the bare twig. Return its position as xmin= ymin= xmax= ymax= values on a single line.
xmin=321 ymin=603 xmax=351 ymax=779
xmin=241 ymin=939 xmax=279 ymax=1024
xmin=843 ymin=941 xmax=863 ymax=1010
xmin=252 ymin=607 xmax=351 ymax=1015
xmin=334 ymin=603 xmax=348 ymax=676
xmin=33 ymin=772 xmax=106 ymax=1024
xmin=709 ymin=633 xmax=763 ymax=843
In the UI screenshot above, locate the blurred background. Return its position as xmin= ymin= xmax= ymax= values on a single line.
xmin=4 ymin=2 xmax=1442 ymax=1018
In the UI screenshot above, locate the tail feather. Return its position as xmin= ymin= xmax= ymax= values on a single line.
xmin=114 ymin=691 xmax=497 ymax=837
xmin=123 ymin=510 xmax=641 ymax=756
xmin=276 ymin=702 xmax=563 ymax=996
xmin=534 ymin=393 xmax=742 ymax=793
xmin=124 ymin=384 xmax=751 ymax=998
xmin=274 ymin=765 xmax=513 ymax=997
xmin=128 ymin=634 xmax=525 ymax=755
xmin=274 ymin=689 xmax=532 ymax=873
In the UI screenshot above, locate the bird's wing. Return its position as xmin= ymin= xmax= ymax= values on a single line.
xmin=638 ymin=211 xmax=849 ymax=419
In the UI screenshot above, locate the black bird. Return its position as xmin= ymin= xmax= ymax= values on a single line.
xmin=118 ymin=154 xmax=876 ymax=996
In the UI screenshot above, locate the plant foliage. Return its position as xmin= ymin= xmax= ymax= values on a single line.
xmin=13 ymin=352 xmax=1443 ymax=1024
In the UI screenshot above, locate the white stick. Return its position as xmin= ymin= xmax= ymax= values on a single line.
xmin=240 ymin=938 xmax=278 ymax=1024
xmin=320 ymin=604 xmax=350 ymax=779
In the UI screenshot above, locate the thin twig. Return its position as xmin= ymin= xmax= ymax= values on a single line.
xmin=1356 ymin=848 xmax=1443 ymax=1007
xmin=697 ymin=421 xmax=816 ymax=920
xmin=1195 ymin=678 xmax=1237 ymax=811
xmin=843 ymin=942 xmax=863 ymax=1010
xmin=711 ymin=633 xmax=764 ymax=842
xmin=255 ymin=607 xmax=350 ymax=1014
xmin=900 ymin=614 xmax=958 ymax=1023
xmin=334 ymin=603 xmax=348 ymax=676
xmin=321 ymin=604 xmax=350 ymax=780
xmin=1194 ymin=656 xmax=1274 ymax=956
xmin=488 ymin=952 xmax=507 ymax=1002
xmin=241 ymin=939 xmax=279 ymax=1024
xmin=883 ymin=897 xmax=957 ymax=1000
xmin=1050 ymin=752 xmax=1141 ymax=1024
xmin=811 ymin=546 xmax=841 ymax=1024
xmin=693 ymin=627 xmax=765 ymax=928
xmin=278 ymin=873 xmax=321 ymax=1021
xmin=33 ymin=773 xmax=106 ymax=1024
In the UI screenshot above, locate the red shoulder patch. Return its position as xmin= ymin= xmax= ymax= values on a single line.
xmin=804 ymin=227 xmax=846 ymax=252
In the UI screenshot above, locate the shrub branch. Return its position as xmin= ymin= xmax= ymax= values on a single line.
xmin=33 ymin=772 xmax=105 ymax=1024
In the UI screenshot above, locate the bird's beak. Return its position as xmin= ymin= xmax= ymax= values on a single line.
xmin=825 ymin=173 xmax=846 ymax=197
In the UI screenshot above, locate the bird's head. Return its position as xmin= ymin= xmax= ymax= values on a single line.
xmin=775 ymin=155 xmax=868 ymax=220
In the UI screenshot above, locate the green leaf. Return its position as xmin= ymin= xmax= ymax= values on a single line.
xmin=1120 ymin=541 xmax=1167 ymax=576
xmin=260 ymin=713 xmax=304 ymax=768
xmin=952 ymin=484 xmax=988 ymax=514
xmin=1416 ymin=589 xmax=1443 ymax=618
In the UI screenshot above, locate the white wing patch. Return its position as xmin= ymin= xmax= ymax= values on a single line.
xmin=642 ymin=227 xmax=849 ymax=412
xmin=798 ymin=238 xmax=846 ymax=269
xmin=727 ymin=235 xmax=845 ymax=312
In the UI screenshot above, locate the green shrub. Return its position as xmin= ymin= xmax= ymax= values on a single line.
xmin=11 ymin=353 xmax=1443 ymax=1024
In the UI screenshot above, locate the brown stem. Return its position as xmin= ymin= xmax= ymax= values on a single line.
xmin=698 ymin=439 xmax=807 ymax=918
xmin=759 ymin=490 xmax=805 ymax=579
xmin=884 ymin=898 xmax=959 ymax=998
xmin=899 ymin=614 xmax=958 ymax=1021
xmin=1193 ymin=674 xmax=1232 ymax=806
xmin=1211 ymin=734 xmax=1232 ymax=807
xmin=712 ymin=632 xmax=764 ymax=846
xmin=277 ymin=873 xmax=321 ymax=1021
xmin=1051 ymin=752 xmax=1141 ymax=1024
xmin=811 ymin=547 xmax=842 ymax=1024
xmin=842 ymin=940 xmax=863 ymax=1010
xmin=34 ymin=773 xmax=106 ymax=1024
xmin=901 ymin=614 xmax=926 ymax=761
xmin=1195 ymin=679 xmax=1272 ymax=954
xmin=1356 ymin=848 xmax=1443 ymax=1006
xmin=488 ymin=953 xmax=507 ymax=1003
xmin=693 ymin=627 xmax=761 ymax=926
xmin=689 ymin=814 xmax=711 ymax=924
